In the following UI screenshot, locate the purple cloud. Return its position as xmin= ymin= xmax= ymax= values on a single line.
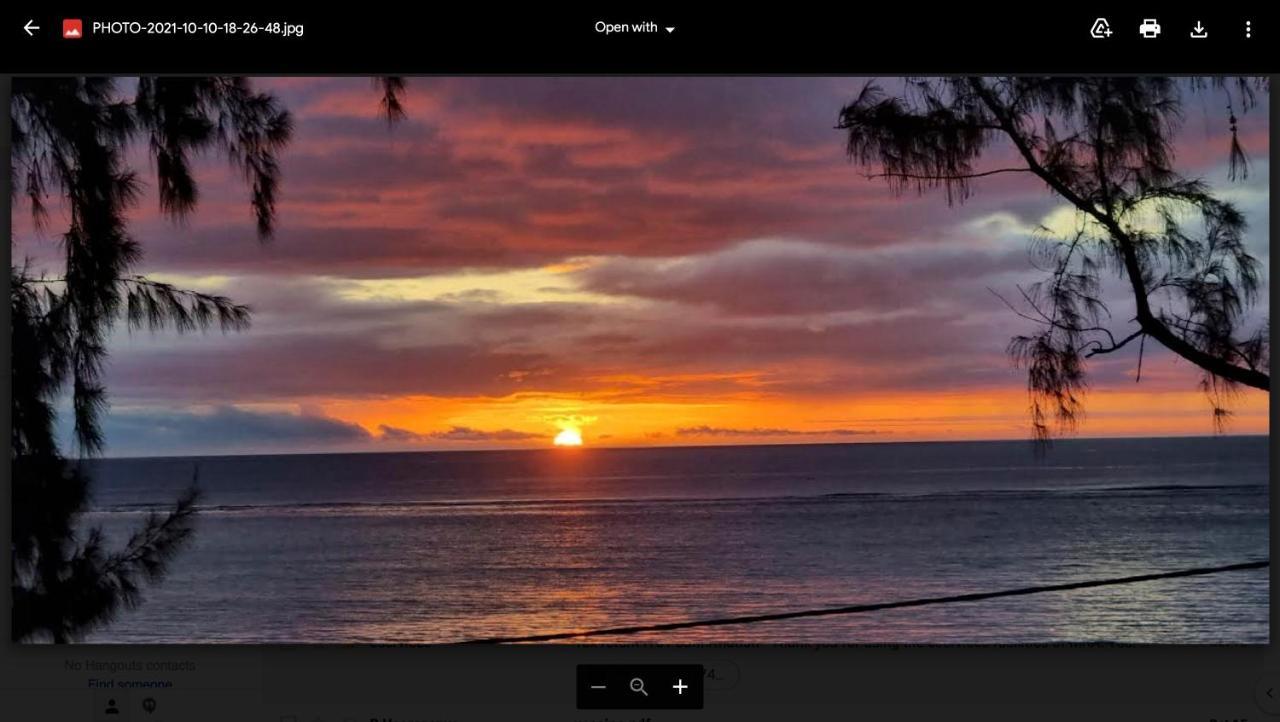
xmin=378 ymin=425 xmax=546 ymax=442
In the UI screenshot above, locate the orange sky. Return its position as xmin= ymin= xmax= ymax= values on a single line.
xmin=320 ymin=382 xmax=1270 ymax=449
xmin=11 ymin=78 xmax=1271 ymax=456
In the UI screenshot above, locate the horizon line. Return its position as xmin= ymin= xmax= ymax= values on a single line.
xmin=86 ymin=432 xmax=1271 ymax=462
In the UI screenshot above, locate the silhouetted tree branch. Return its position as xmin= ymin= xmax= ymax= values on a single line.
xmin=840 ymin=77 xmax=1269 ymax=441
xmin=376 ymin=77 xmax=407 ymax=125
xmin=10 ymin=77 xmax=291 ymax=642
xmin=11 ymin=76 xmax=411 ymax=641
xmin=1084 ymin=329 xmax=1144 ymax=358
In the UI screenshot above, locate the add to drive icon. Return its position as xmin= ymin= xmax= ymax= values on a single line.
xmin=63 ymin=19 xmax=83 ymax=39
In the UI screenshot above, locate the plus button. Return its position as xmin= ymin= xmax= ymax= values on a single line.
xmin=672 ymin=678 xmax=688 ymax=695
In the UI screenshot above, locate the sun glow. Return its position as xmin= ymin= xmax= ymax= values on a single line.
xmin=553 ymin=428 xmax=584 ymax=447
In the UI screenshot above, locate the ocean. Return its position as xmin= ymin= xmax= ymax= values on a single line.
xmin=77 ymin=436 xmax=1269 ymax=644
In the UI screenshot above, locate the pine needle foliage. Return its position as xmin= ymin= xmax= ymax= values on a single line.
xmin=839 ymin=77 xmax=1269 ymax=442
xmin=10 ymin=77 xmax=291 ymax=642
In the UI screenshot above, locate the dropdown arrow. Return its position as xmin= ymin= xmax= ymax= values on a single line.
xmin=666 ymin=26 xmax=676 ymax=33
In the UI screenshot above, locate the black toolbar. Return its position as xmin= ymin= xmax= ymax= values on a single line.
xmin=3 ymin=9 xmax=1274 ymax=74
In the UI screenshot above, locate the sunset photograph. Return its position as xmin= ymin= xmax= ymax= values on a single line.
xmin=10 ymin=76 xmax=1270 ymax=644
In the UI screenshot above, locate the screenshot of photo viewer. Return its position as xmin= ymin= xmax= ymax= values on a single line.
xmin=1 ymin=7 xmax=1276 ymax=721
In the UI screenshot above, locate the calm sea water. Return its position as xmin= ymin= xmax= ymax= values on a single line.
xmin=78 ymin=436 xmax=1269 ymax=644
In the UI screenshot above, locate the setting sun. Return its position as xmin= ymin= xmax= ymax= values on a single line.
xmin=553 ymin=428 xmax=584 ymax=447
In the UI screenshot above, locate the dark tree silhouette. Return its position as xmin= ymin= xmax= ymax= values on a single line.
xmin=838 ymin=77 xmax=1270 ymax=441
xmin=11 ymin=76 xmax=408 ymax=642
xmin=10 ymin=77 xmax=290 ymax=641
xmin=376 ymin=77 xmax=408 ymax=125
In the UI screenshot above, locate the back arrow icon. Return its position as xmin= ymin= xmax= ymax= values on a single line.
xmin=24 ymin=19 xmax=40 ymax=36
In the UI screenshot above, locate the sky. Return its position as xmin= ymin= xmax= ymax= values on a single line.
xmin=11 ymin=77 xmax=1272 ymax=456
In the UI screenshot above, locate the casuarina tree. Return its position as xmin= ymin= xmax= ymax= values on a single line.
xmin=838 ymin=77 xmax=1269 ymax=441
xmin=10 ymin=77 xmax=290 ymax=641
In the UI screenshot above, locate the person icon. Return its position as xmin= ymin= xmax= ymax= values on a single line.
xmin=104 ymin=699 xmax=120 ymax=715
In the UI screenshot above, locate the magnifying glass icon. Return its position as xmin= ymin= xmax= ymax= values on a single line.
xmin=629 ymin=677 xmax=648 ymax=696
